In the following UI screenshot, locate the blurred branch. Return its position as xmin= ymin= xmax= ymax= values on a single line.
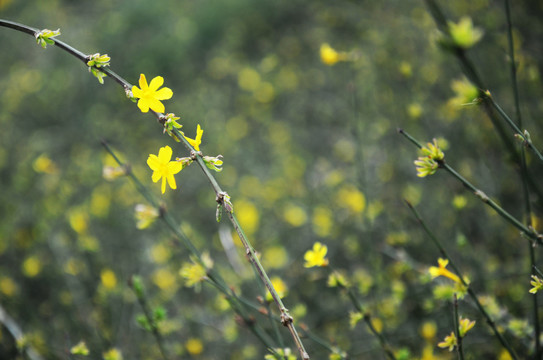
xmin=0 ymin=304 xmax=44 ymax=360
xmin=503 ymin=0 xmax=541 ymax=356
xmin=405 ymin=200 xmax=519 ymax=360
xmin=399 ymin=129 xmax=542 ymax=245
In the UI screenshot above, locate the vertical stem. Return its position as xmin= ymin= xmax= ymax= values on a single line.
xmin=453 ymin=294 xmax=465 ymax=360
xmin=504 ymin=1 xmax=541 ymax=356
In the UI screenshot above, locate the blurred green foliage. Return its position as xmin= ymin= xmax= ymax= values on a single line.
xmin=1 ymin=0 xmax=543 ymax=359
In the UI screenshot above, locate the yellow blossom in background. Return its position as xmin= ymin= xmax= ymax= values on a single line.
xmin=304 ymin=242 xmax=329 ymax=268
xmin=0 ymin=276 xmax=17 ymax=296
xmin=152 ymin=268 xmax=176 ymax=290
xmin=320 ymin=43 xmax=349 ymax=66
xmin=100 ymin=269 xmax=117 ymax=290
xmin=235 ymin=199 xmax=260 ymax=236
xmin=180 ymin=261 xmax=207 ymax=288
xmin=349 ymin=311 xmax=363 ymax=329
xmin=429 ymin=258 xmax=461 ymax=284
xmin=68 ymin=209 xmax=89 ymax=235
xmin=184 ymin=124 xmax=203 ymax=151
xmin=70 ymin=341 xmax=89 ymax=356
xmin=134 ymin=204 xmax=159 ymax=229
xmin=336 ymin=185 xmax=366 ymax=214
xmin=265 ymin=348 xmax=296 ymax=360
xmin=312 ymin=206 xmax=333 ymax=237
xmin=262 ymin=246 xmax=288 ymax=269
xmin=327 ymin=270 xmax=350 ymax=288
xmin=420 ymin=321 xmax=437 ymax=341
xmin=102 ymin=166 xmax=126 ymax=181
xmin=449 ymin=77 xmax=480 ymax=106
xmin=33 ymin=154 xmax=58 ymax=174
xmin=448 ymin=16 xmax=483 ymax=49
xmin=283 ymin=203 xmax=307 ymax=227
xmin=147 ymin=145 xmax=183 ymax=194
xmin=185 ymin=338 xmax=203 ymax=356
xmin=458 ymin=317 xmax=475 ymax=337
xmin=103 ymin=347 xmax=123 ymax=360
xmin=266 ymin=276 xmax=287 ymax=302
xmin=151 ymin=242 xmax=171 ymax=264
xmin=132 ymin=74 xmax=173 ymax=113
xmin=498 ymin=349 xmax=514 ymax=360
xmin=529 ymin=275 xmax=543 ymax=294
xmin=22 ymin=255 xmax=42 ymax=277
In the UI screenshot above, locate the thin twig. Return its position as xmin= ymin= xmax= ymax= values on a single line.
xmin=503 ymin=0 xmax=541 ymax=356
xmin=0 ymin=18 xmax=311 ymax=356
xmin=399 ymin=129 xmax=541 ymax=245
xmin=404 ymin=200 xmax=519 ymax=360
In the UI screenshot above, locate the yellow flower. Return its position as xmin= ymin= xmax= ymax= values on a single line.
xmin=429 ymin=258 xmax=461 ymax=284
xmin=414 ymin=157 xmax=439 ymax=178
xmin=101 ymin=269 xmax=117 ymax=289
xmin=529 ymin=275 xmax=543 ymax=294
xmin=70 ymin=341 xmax=89 ymax=356
xmin=147 ymin=146 xmax=183 ymax=194
xmin=448 ymin=17 xmax=483 ymax=49
xmin=103 ymin=348 xmax=123 ymax=360
xmin=421 ymin=139 xmax=445 ymax=161
xmin=134 ymin=204 xmax=159 ymax=229
xmin=458 ymin=317 xmax=475 ymax=337
xmin=185 ymin=338 xmax=203 ymax=356
xmin=180 ymin=261 xmax=207 ymax=288
xmin=132 ymin=74 xmax=173 ymax=113
xmin=320 ymin=43 xmax=349 ymax=66
xmin=304 ymin=242 xmax=329 ymax=268
xmin=437 ymin=332 xmax=457 ymax=351
xmin=184 ymin=124 xmax=203 ymax=151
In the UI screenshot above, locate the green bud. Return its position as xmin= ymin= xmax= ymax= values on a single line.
xmin=35 ymin=28 xmax=61 ymax=49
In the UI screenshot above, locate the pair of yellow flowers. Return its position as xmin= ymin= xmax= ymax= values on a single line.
xmin=132 ymin=74 xmax=202 ymax=193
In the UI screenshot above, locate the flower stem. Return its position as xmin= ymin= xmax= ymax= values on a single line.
xmin=504 ymin=0 xmax=541 ymax=356
xmin=398 ymin=129 xmax=541 ymax=245
xmin=452 ymin=294 xmax=465 ymax=360
xmin=405 ymin=201 xmax=519 ymax=360
xmin=0 ymin=18 xmax=311 ymax=356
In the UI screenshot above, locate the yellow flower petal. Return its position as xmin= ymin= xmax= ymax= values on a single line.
xmin=149 ymin=76 xmax=164 ymax=91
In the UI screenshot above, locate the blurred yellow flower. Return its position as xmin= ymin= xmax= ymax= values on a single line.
xmin=304 ymin=242 xmax=329 ymax=268
xmin=0 ymin=276 xmax=17 ymax=296
xmin=70 ymin=341 xmax=89 ymax=356
xmin=147 ymin=146 xmax=183 ymax=194
xmin=22 ymin=256 xmax=42 ymax=277
xmin=320 ymin=43 xmax=348 ymax=66
xmin=349 ymin=311 xmax=363 ymax=329
xmin=449 ymin=77 xmax=480 ymax=106
xmin=33 ymin=154 xmax=58 ymax=174
xmin=152 ymin=268 xmax=177 ymax=290
xmin=458 ymin=317 xmax=475 ymax=337
xmin=448 ymin=17 xmax=483 ymax=49
xmin=134 ymin=204 xmax=159 ymax=229
xmin=132 ymin=74 xmax=173 ymax=113
xmin=236 ymin=199 xmax=259 ymax=236
xmin=420 ymin=321 xmax=437 ymax=341
xmin=180 ymin=261 xmax=207 ymax=288
xmin=266 ymin=276 xmax=287 ymax=302
xmin=102 ymin=166 xmax=126 ymax=181
xmin=429 ymin=258 xmax=461 ymax=284
xmin=530 ymin=275 xmax=543 ymax=294
xmin=437 ymin=332 xmax=457 ymax=351
xmin=312 ymin=206 xmax=333 ymax=237
xmin=184 ymin=124 xmax=203 ymax=151
xmin=100 ymin=269 xmax=117 ymax=289
xmin=185 ymin=338 xmax=203 ymax=355
xmin=283 ymin=203 xmax=307 ymax=227
xmin=103 ymin=347 xmax=123 ymax=360
xmin=336 ymin=185 xmax=366 ymax=214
